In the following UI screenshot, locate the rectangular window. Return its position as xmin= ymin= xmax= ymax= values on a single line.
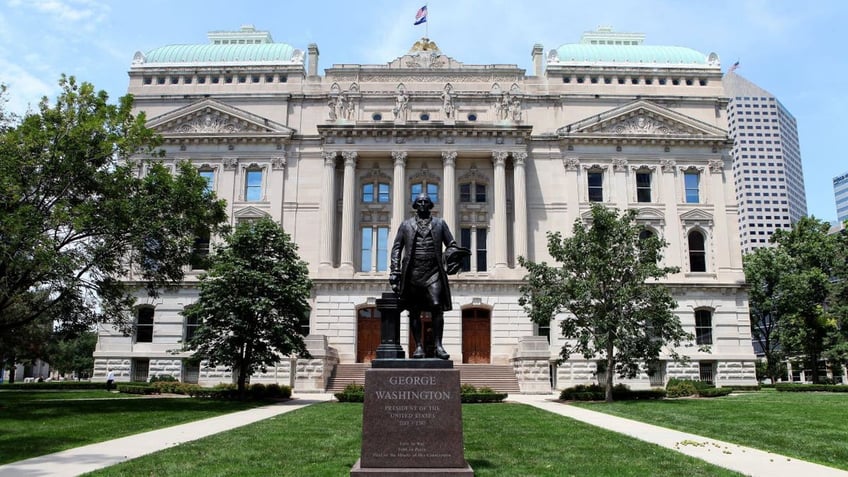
xmin=410 ymin=183 xmax=422 ymax=204
xmin=475 ymin=228 xmax=487 ymax=272
xmin=684 ymin=172 xmax=700 ymax=203
xmin=427 ymin=183 xmax=439 ymax=203
xmin=695 ymin=310 xmax=713 ymax=345
xmin=588 ymin=172 xmax=603 ymax=202
xmin=199 ymin=170 xmax=215 ymax=193
xmin=360 ymin=227 xmax=372 ymax=273
xmin=460 ymin=228 xmax=472 ymax=272
xmin=132 ymin=359 xmax=150 ymax=382
xmin=460 ymin=184 xmax=471 ymax=203
xmin=376 ymin=227 xmax=389 ymax=272
xmin=699 ymin=361 xmax=715 ymax=384
xmin=362 ymin=183 xmax=374 ymax=203
xmin=184 ymin=316 xmax=200 ymax=342
xmin=245 ymin=169 xmax=263 ymax=201
xmin=475 ymin=184 xmax=486 ymax=203
xmin=136 ymin=308 xmax=154 ymax=343
xmin=636 ymin=172 xmax=652 ymax=202
xmin=190 ymin=229 xmax=211 ymax=270
xmin=378 ymin=183 xmax=390 ymax=203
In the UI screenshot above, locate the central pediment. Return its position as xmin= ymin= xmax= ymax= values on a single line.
xmin=557 ymin=100 xmax=727 ymax=140
xmin=146 ymin=99 xmax=295 ymax=138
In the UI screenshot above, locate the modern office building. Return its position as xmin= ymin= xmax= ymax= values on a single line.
xmin=93 ymin=26 xmax=757 ymax=391
xmin=723 ymin=73 xmax=807 ymax=255
xmin=835 ymin=170 xmax=848 ymax=224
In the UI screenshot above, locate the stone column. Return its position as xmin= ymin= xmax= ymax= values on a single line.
xmin=442 ymin=151 xmax=457 ymax=234
xmin=340 ymin=151 xmax=358 ymax=273
xmin=512 ymin=152 xmax=528 ymax=263
xmin=391 ymin=151 xmax=407 ymax=236
xmin=492 ymin=151 xmax=509 ymax=269
xmin=319 ymin=152 xmax=337 ymax=269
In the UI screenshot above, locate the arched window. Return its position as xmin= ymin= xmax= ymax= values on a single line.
xmin=695 ymin=309 xmax=713 ymax=345
xmin=688 ymin=230 xmax=706 ymax=272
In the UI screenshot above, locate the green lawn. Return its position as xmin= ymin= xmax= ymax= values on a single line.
xmin=573 ymin=390 xmax=848 ymax=471
xmin=84 ymin=403 xmax=740 ymax=477
xmin=0 ymin=391 xmax=261 ymax=464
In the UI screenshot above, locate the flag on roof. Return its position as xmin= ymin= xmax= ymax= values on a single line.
xmin=728 ymin=61 xmax=740 ymax=74
xmin=414 ymin=5 xmax=427 ymax=25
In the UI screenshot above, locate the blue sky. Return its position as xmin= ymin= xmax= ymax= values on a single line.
xmin=1 ymin=0 xmax=846 ymax=221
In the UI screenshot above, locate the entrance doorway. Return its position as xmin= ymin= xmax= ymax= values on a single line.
xmin=356 ymin=307 xmax=381 ymax=363
xmin=462 ymin=307 xmax=491 ymax=364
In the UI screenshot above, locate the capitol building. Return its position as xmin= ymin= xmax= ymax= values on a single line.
xmin=94 ymin=25 xmax=757 ymax=392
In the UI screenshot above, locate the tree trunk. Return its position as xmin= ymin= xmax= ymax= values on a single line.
xmin=605 ymin=340 xmax=615 ymax=403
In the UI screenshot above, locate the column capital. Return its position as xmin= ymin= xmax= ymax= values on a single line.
xmin=562 ymin=156 xmax=580 ymax=171
xmin=441 ymin=151 xmax=457 ymax=166
xmin=391 ymin=150 xmax=408 ymax=166
xmin=322 ymin=151 xmax=337 ymax=166
xmin=271 ymin=153 xmax=287 ymax=170
xmin=342 ymin=150 xmax=358 ymax=167
xmin=492 ymin=150 xmax=509 ymax=165
xmin=512 ymin=151 xmax=528 ymax=166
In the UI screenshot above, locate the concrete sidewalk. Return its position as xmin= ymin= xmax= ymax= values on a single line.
xmin=509 ymin=393 xmax=848 ymax=477
xmin=0 ymin=393 xmax=335 ymax=477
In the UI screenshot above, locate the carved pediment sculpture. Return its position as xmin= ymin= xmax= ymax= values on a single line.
xmin=146 ymin=99 xmax=295 ymax=138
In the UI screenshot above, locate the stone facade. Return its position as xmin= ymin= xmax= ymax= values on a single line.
xmin=93 ymin=26 xmax=758 ymax=390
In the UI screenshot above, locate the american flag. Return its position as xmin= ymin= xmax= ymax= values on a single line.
xmin=728 ymin=61 xmax=740 ymax=74
xmin=414 ymin=5 xmax=427 ymax=25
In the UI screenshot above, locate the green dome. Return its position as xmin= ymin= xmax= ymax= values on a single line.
xmin=552 ymin=44 xmax=712 ymax=67
xmin=140 ymin=43 xmax=301 ymax=65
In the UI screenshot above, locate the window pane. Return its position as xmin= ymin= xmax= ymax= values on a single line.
xmin=427 ymin=183 xmax=439 ymax=203
xmin=246 ymin=170 xmax=262 ymax=201
xmin=360 ymin=228 xmax=372 ymax=272
xmin=460 ymin=228 xmax=472 ymax=272
xmin=588 ymin=172 xmax=603 ymax=202
xmin=362 ymin=183 xmax=374 ymax=203
xmin=199 ymin=170 xmax=215 ymax=193
xmin=685 ymin=172 xmax=700 ymax=203
xmin=132 ymin=359 xmax=149 ymax=382
xmin=378 ymin=183 xmax=390 ymax=203
xmin=136 ymin=308 xmax=154 ymax=343
xmin=688 ymin=231 xmax=706 ymax=272
xmin=476 ymin=228 xmax=487 ymax=272
xmin=185 ymin=316 xmax=200 ymax=342
xmin=636 ymin=172 xmax=651 ymax=202
xmin=475 ymin=184 xmax=487 ymax=203
xmin=190 ymin=229 xmax=211 ymax=270
xmin=376 ymin=227 xmax=389 ymax=272
xmin=695 ymin=310 xmax=713 ymax=345
xmin=460 ymin=184 xmax=471 ymax=202
xmin=410 ymin=183 xmax=422 ymax=204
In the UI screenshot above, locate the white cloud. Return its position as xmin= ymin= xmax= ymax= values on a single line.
xmin=0 ymin=59 xmax=57 ymax=115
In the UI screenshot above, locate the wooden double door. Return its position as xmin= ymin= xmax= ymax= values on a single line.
xmin=355 ymin=306 xmax=491 ymax=363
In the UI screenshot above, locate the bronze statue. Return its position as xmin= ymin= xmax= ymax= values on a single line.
xmin=389 ymin=193 xmax=468 ymax=360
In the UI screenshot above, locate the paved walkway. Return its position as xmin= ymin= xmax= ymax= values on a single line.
xmin=0 ymin=393 xmax=335 ymax=477
xmin=509 ymin=393 xmax=848 ymax=477
xmin=2 ymin=392 xmax=846 ymax=477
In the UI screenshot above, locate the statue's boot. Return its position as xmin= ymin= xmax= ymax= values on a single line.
xmin=412 ymin=345 xmax=425 ymax=359
xmin=434 ymin=343 xmax=450 ymax=360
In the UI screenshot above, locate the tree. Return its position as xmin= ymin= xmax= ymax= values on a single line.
xmin=744 ymin=246 xmax=793 ymax=383
xmin=0 ymin=76 xmax=228 ymax=337
xmin=46 ymin=330 xmax=97 ymax=380
xmin=770 ymin=217 xmax=844 ymax=383
xmin=519 ymin=204 xmax=689 ymax=402
xmin=182 ymin=218 xmax=313 ymax=396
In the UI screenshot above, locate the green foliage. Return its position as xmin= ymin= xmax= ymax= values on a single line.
xmin=560 ymin=383 xmax=666 ymax=401
xmin=118 ymin=384 xmax=159 ymax=395
xmin=697 ymin=387 xmax=733 ymax=397
xmin=762 ymin=217 xmax=848 ymax=383
xmin=149 ymin=374 xmax=178 ymax=383
xmin=665 ymin=378 xmax=699 ymax=398
xmin=0 ymin=77 xmax=228 ymax=337
xmin=458 ymin=384 xmax=507 ymax=403
xmin=520 ymin=204 xmax=688 ymax=402
xmin=334 ymin=383 xmax=365 ymax=402
xmin=249 ymin=383 xmax=267 ymax=398
xmin=775 ymin=383 xmax=848 ymax=392
xmin=45 ymin=330 xmax=97 ymax=379
xmin=0 ymin=381 xmax=105 ymax=390
xmin=182 ymin=218 xmax=313 ymax=396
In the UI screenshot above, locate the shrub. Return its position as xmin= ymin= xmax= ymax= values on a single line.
xmin=0 ymin=382 xmax=105 ymax=390
xmin=666 ymin=379 xmax=699 ymax=398
xmin=149 ymin=374 xmax=178 ymax=383
xmin=460 ymin=384 xmax=507 ymax=403
xmin=335 ymin=383 xmax=365 ymax=403
xmin=560 ymin=383 xmax=665 ymax=401
xmin=722 ymin=385 xmax=761 ymax=392
xmin=698 ymin=387 xmax=733 ymax=398
xmin=249 ymin=383 xmax=267 ymax=399
xmin=460 ymin=383 xmax=478 ymax=394
xmin=118 ymin=384 xmax=159 ymax=395
xmin=775 ymin=383 xmax=848 ymax=393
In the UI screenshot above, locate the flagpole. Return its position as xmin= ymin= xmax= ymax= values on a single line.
xmin=425 ymin=3 xmax=429 ymax=38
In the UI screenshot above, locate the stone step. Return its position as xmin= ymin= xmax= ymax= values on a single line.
xmin=325 ymin=363 xmax=521 ymax=394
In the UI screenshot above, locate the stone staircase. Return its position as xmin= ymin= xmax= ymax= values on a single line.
xmin=325 ymin=363 xmax=521 ymax=394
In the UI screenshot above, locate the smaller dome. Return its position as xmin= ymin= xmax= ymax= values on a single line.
xmin=552 ymin=44 xmax=713 ymax=68
xmin=141 ymin=43 xmax=301 ymax=65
